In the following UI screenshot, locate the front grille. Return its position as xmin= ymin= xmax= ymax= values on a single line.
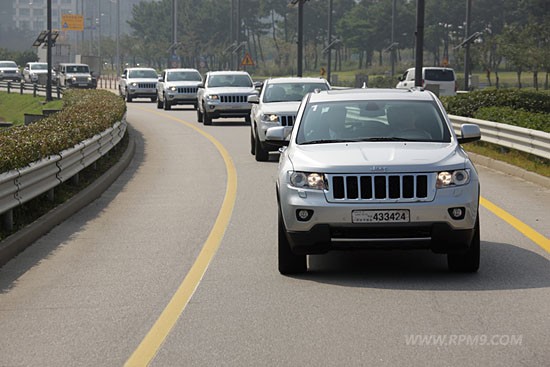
xmin=138 ymin=82 xmax=156 ymax=89
xmin=326 ymin=173 xmax=434 ymax=202
xmin=177 ymin=86 xmax=198 ymax=94
xmin=220 ymin=95 xmax=247 ymax=103
xmin=74 ymin=76 xmax=89 ymax=83
xmin=279 ymin=115 xmax=296 ymax=127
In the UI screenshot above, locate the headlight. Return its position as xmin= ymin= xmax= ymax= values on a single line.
xmin=169 ymin=86 xmax=177 ymax=91
xmin=289 ymin=171 xmax=326 ymax=190
xmin=206 ymin=94 xmax=219 ymax=100
xmin=87 ymin=76 xmax=92 ymax=81
xmin=130 ymin=82 xmax=138 ymax=87
xmin=436 ymin=169 xmax=470 ymax=188
xmin=71 ymin=76 xmax=77 ymax=81
xmin=261 ymin=113 xmax=279 ymax=123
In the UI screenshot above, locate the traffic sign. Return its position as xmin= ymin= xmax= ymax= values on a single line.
xmin=241 ymin=52 xmax=254 ymax=66
xmin=61 ymin=14 xmax=84 ymax=31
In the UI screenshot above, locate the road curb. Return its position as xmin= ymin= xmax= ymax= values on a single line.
xmin=0 ymin=126 xmax=136 ymax=268
xmin=469 ymin=152 xmax=550 ymax=190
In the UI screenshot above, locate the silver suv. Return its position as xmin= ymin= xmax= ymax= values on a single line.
xmin=119 ymin=67 xmax=158 ymax=102
xmin=196 ymin=71 xmax=257 ymax=125
xmin=56 ymin=63 xmax=94 ymax=88
xmin=157 ymin=68 xmax=202 ymax=110
xmin=248 ymin=77 xmax=330 ymax=161
xmin=0 ymin=60 xmax=22 ymax=82
xmin=268 ymin=88 xmax=481 ymax=274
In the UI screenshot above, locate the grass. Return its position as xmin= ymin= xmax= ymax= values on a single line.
xmin=0 ymin=91 xmax=63 ymax=125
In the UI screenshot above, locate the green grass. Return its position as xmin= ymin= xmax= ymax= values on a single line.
xmin=0 ymin=91 xmax=63 ymax=126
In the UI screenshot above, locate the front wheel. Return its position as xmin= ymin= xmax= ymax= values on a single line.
xmin=254 ymin=128 xmax=269 ymax=162
xmin=250 ymin=127 xmax=256 ymax=155
xmin=164 ymin=99 xmax=171 ymax=110
xmin=157 ymin=96 xmax=164 ymax=109
xmin=126 ymin=90 xmax=132 ymax=102
xmin=447 ymin=217 xmax=480 ymax=272
xmin=203 ymin=108 xmax=212 ymax=125
xmin=197 ymin=106 xmax=203 ymax=123
xmin=278 ymin=206 xmax=307 ymax=275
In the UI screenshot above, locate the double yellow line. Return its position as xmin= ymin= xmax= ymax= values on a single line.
xmin=125 ymin=108 xmax=548 ymax=366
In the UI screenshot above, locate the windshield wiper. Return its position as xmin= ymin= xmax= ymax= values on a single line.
xmin=357 ymin=137 xmax=415 ymax=142
xmin=301 ymin=139 xmax=355 ymax=145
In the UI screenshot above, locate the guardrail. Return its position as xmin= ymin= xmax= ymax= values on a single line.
xmin=0 ymin=118 xmax=127 ymax=230
xmin=0 ymin=80 xmax=63 ymax=98
xmin=450 ymin=115 xmax=550 ymax=160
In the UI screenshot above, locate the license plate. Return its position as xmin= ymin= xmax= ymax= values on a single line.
xmin=352 ymin=209 xmax=410 ymax=223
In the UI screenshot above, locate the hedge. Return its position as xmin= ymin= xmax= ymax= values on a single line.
xmin=0 ymin=89 xmax=126 ymax=172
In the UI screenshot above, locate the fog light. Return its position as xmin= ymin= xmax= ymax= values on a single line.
xmin=448 ymin=207 xmax=465 ymax=220
xmin=296 ymin=209 xmax=313 ymax=222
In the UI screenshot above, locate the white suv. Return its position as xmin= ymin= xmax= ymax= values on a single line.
xmin=396 ymin=67 xmax=457 ymax=96
xmin=196 ymin=71 xmax=257 ymax=125
xmin=119 ymin=67 xmax=158 ymax=102
xmin=0 ymin=60 xmax=21 ymax=82
xmin=267 ymin=88 xmax=481 ymax=274
xmin=23 ymin=62 xmax=56 ymax=84
xmin=157 ymin=68 xmax=202 ymax=110
xmin=248 ymin=77 xmax=330 ymax=161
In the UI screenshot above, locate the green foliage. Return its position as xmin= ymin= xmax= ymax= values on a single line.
xmin=0 ymin=92 xmax=63 ymax=125
xmin=473 ymin=106 xmax=550 ymax=133
xmin=441 ymin=89 xmax=550 ymax=117
xmin=0 ymin=90 xmax=126 ymax=172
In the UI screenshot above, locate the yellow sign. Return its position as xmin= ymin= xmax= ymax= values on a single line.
xmin=61 ymin=14 xmax=84 ymax=31
xmin=241 ymin=52 xmax=254 ymax=66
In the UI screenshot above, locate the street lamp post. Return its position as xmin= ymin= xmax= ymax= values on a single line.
xmin=464 ymin=0 xmax=472 ymax=91
xmin=46 ymin=0 xmax=53 ymax=101
xmin=327 ymin=0 xmax=332 ymax=83
xmin=414 ymin=0 xmax=425 ymax=86
xmin=289 ymin=0 xmax=308 ymax=77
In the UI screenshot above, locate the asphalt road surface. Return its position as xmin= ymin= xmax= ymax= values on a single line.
xmin=1 ymin=101 xmax=549 ymax=367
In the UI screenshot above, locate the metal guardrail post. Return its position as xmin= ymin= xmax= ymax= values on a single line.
xmin=7 ymin=82 xmax=11 ymax=93
xmin=20 ymin=82 xmax=23 ymax=95
xmin=33 ymin=84 xmax=37 ymax=97
xmin=2 ymin=210 xmax=13 ymax=231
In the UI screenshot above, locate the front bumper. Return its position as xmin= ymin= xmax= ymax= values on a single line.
xmin=128 ymin=88 xmax=156 ymax=98
xmin=166 ymin=93 xmax=197 ymax=105
xmin=279 ymin=181 xmax=479 ymax=254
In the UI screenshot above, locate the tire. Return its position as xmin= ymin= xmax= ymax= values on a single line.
xmin=126 ymin=90 xmax=132 ymax=102
xmin=164 ymin=99 xmax=171 ymax=110
xmin=197 ymin=106 xmax=203 ymax=123
xmin=203 ymin=108 xmax=212 ymax=125
xmin=250 ymin=127 xmax=256 ymax=155
xmin=245 ymin=114 xmax=251 ymax=123
xmin=278 ymin=206 xmax=307 ymax=275
xmin=254 ymin=128 xmax=269 ymax=162
xmin=447 ymin=216 xmax=480 ymax=273
xmin=151 ymin=96 xmax=157 ymax=103
xmin=157 ymin=96 xmax=164 ymax=109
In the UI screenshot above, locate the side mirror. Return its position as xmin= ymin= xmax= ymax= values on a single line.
xmin=158 ymin=76 xmax=163 ymax=82
xmin=248 ymin=95 xmax=259 ymax=104
xmin=457 ymin=124 xmax=481 ymax=144
xmin=265 ymin=126 xmax=289 ymax=146
xmin=198 ymin=83 xmax=204 ymax=88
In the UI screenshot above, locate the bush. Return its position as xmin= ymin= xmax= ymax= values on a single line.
xmin=0 ymin=89 xmax=126 ymax=172
xmin=473 ymin=106 xmax=550 ymax=133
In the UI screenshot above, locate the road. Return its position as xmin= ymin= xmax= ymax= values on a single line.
xmin=1 ymin=102 xmax=549 ymax=366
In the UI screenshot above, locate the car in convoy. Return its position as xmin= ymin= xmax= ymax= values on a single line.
xmin=0 ymin=60 xmax=21 ymax=82
xmin=248 ymin=77 xmax=331 ymax=161
xmin=196 ymin=71 xmax=257 ymax=125
xmin=156 ymin=68 xmax=203 ymax=110
xmin=267 ymin=88 xmax=481 ymax=274
xmin=56 ymin=63 xmax=94 ymax=89
xmin=396 ymin=67 xmax=457 ymax=96
xmin=119 ymin=67 xmax=158 ymax=102
xmin=22 ymin=62 xmax=56 ymax=84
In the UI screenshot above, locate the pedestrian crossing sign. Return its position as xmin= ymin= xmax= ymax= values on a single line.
xmin=241 ymin=52 xmax=255 ymax=66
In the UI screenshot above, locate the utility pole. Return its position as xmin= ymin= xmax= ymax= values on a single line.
xmin=464 ymin=0 xmax=472 ymax=91
xmin=391 ymin=0 xmax=396 ymax=77
xmin=414 ymin=0 xmax=425 ymax=87
xmin=327 ymin=0 xmax=332 ymax=83
xmin=46 ymin=0 xmax=52 ymax=101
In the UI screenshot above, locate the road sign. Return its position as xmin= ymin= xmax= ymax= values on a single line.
xmin=241 ymin=52 xmax=254 ymax=66
xmin=61 ymin=14 xmax=84 ymax=31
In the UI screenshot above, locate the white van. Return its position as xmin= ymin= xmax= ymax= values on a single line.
xmin=396 ymin=67 xmax=457 ymax=96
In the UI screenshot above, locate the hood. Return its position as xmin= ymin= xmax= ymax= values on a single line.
xmin=128 ymin=78 xmax=157 ymax=83
xmin=289 ymin=142 xmax=468 ymax=173
xmin=1 ymin=67 xmax=19 ymax=72
xmin=260 ymin=101 xmax=300 ymax=115
xmin=206 ymin=87 xmax=256 ymax=94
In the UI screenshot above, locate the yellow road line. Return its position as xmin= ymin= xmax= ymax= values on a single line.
xmin=481 ymin=197 xmax=550 ymax=253
xmin=124 ymin=109 xmax=237 ymax=366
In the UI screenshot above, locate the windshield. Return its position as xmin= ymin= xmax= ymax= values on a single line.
xmin=208 ymin=74 xmax=252 ymax=88
xmin=263 ymin=82 xmax=329 ymax=103
xmin=31 ymin=64 xmax=48 ymax=70
xmin=129 ymin=69 xmax=158 ymax=78
xmin=0 ymin=62 xmax=17 ymax=68
xmin=296 ymin=100 xmax=451 ymax=144
xmin=167 ymin=71 xmax=202 ymax=82
xmin=67 ymin=65 xmax=90 ymax=73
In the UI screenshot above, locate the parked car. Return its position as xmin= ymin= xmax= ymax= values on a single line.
xmin=56 ymin=63 xmax=94 ymax=89
xmin=196 ymin=71 xmax=257 ymax=125
xmin=119 ymin=67 xmax=158 ymax=102
xmin=248 ymin=77 xmax=331 ymax=161
xmin=267 ymin=88 xmax=481 ymax=274
xmin=22 ymin=62 xmax=57 ymax=84
xmin=396 ymin=67 xmax=457 ymax=96
xmin=0 ymin=60 xmax=21 ymax=82
xmin=157 ymin=68 xmax=203 ymax=110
